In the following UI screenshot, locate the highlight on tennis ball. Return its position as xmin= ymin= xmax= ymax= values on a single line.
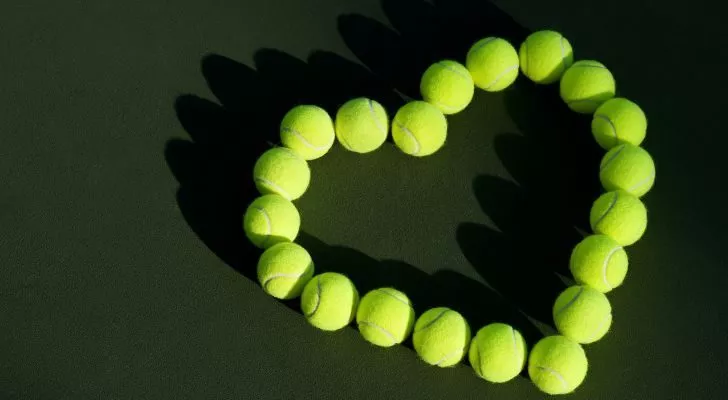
xmin=412 ymin=307 xmax=471 ymax=367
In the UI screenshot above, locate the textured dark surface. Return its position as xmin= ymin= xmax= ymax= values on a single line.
xmin=2 ymin=0 xmax=726 ymax=398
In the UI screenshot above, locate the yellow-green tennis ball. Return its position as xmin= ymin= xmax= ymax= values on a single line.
xmin=592 ymin=98 xmax=647 ymax=150
xmin=469 ymin=323 xmax=527 ymax=383
xmin=590 ymin=190 xmax=647 ymax=246
xmin=334 ymin=98 xmax=389 ymax=153
xmin=356 ymin=288 xmax=415 ymax=347
xmin=599 ymin=144 xmax=655 ymax=198
xmin=466 ymin=37 xmax=519 ymax=91
xmin=391 ymin=101 xmax=447 ymax=157
xmin=519 ymin=30 xmax=574 ymax=84
xmin=257 ymin=242 xmax=314 ymax=300
xmin=420 ymin=60 xmax=475 ymax=114
xmin=569 ymin=234 xmax=628 ymax=293
xmin=553 ymin=285 xmax=612 ymax=344
xmin=560 ymin=60 xmax=616 ymax=113
xmin=280 ymin=105 xmax=335 ymax=160
xmin=412 ymin=307 xmax=471 ymax=367
xmin=300 ymin=272 xmax=359 ymax=331
xmin=243 ymin=194 xmax=300 ymax=249
xmin=528 ymin=335 xmax=588 ymax=395
xmin=253 ymin=147 xmax=311 ymax=201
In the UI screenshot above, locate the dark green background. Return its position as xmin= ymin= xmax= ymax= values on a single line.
xmin=2 ymin=0 xmax=726 ymax=398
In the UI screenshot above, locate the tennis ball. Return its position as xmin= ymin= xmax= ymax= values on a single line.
xmin=466 ymin=37 xmax=519 ymax=91
xmin=570 ymin=234 xmax=628 ymax=293
xmin=253 ymin=147 xmax=311 ymax=201
xmin=257 ymin=242 xmax=314 ymax=300
xmin=592 ymin=98 xmax=647 ymax=149
xmin=528 ymin=335 xmax=588 ymax=395
xmin=280 ymin=105 xmax=335 ymax=160
xmin=553 ymin=285 xmax=612 ymax=344
xmin=356 ymin=288 xmax=415 ymax=347
xmin=334 ymin=98 xmax=389 ymax=153
xmin=300 ymin=272 xmax=359 ymax=331
xmin=420 ymin=60 xmax=475 ymax=114
xmin=560 ymin=60 xmax=616 ymax=113
xmin=412 ymin=307 xmax=471 ymax=367
xmin=243 ymin=194 xmax=300 ymax=249
xmin=391 ymin=101 xmax=447 ymax=157
xmin=519 ymin=30 xmax=574 ymax=84
xmin=469 ymin=323 xmax=527 ymax=383
xmin=599 ymin=144 xmax=656 ymax=197
xmin=590 ymin=190 xmax=647 ymax=246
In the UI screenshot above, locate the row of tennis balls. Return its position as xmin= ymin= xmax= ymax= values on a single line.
xmin=254 ymin=240 xmax=589 ymax=395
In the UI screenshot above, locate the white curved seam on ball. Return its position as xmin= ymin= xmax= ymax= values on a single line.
xmin=254 ymin=177 xmax=293 ymax=200
xmin=572 ymin=62 xmax=606 ymax=70
xmin=358 ymin=321 xmax=397 ymax=344
xmin=511 ymin=327 xmax=521 ymax=365
xmin=368 ymin=99 xmax=387 ymax=136
xmin=554 ymin=286 xmax=584 ymax=316
xmin=434 ymin=349 xmax=461 ymax=366
xmin=594 ymin=114 xmax=619 ymax=144
xmin=602 ymin=246 xmax=622 ymax=290
xmin=469 ymin=37 xmax=497 ymax=55
xmin=600 ymin=144 xmax=625 ymax=171
xmin=415 ymin=309 xmax=450 ymax=333
xmin=376 ymin=288 xmax=412 ymax=308
xmin=536 ymin=366 xmax=569 ymax=391
xmin=484 ymin=65 xmax=518 ymax=90
xmin=587 ymin=312 xmax=612 ymax=343
xmin=431 ymin=99 xmax=458 ymax=114
xmin=594 ymin=191 xmax=619 ymax=228
xmin=437 ymin=61 xmax=471 ymax=81
xmin=263 ymin=272 xmax=307 ymax=288
xmin=394 ymin=121 xmax=421 ymax=155
xmin=282 ymin=127 xmax=328 ymax=151
xmin=305 ymin=278 xmax=323 ymax=318
xmin=628 ymin=169 xmax=655 ymax=194
xmin=252 ymin=206 xmax=272 ymax=247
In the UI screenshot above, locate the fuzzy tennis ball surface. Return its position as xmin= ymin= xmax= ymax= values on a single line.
xmin=280 ymin=105 xmax=335 ymax=160
xmin=599 ymin=144 xmax=656 ymax=197
xmin=334 ymin=98 xmax=389 ymax=153
xmin=592 ymin=98 xmax=647 ymax=149
xmin=391 ymin=101 xmax=447 ymax=157
xmin=243 ymin=194 xmax=300 ymax=249
xmin=528 ymin=335 xmax=588 ymax=395
xmin=519 ymin=30 xmax=574 ymax=84
xmin=466 ymin=37 xmax=519 ymax=91
xmin=553 ymin=285 xmax=612 ymax=344
xmin=300 ymin=272 xmax=359 ymax=331
xmin=570 ymin=234 xmax=628 ymax=293
xmin=590 ymin=190 xmax=647 ymax=246
xmin=356 ymin=288 xmax=415 ymax=347
xmin=412 ymin=307 xmax=471 ymax=367
xmin=420 ymin=60 xmax=475 ymax=114
xmin=253 ymin=147 xmax=311 ymax=201
xmin=560 ymin=60 xmax=616 ymax=113
xmin=257 ymin=242 xmax=314 ymax=300
xmin=469 ymin=323 xmax=527 ymax=383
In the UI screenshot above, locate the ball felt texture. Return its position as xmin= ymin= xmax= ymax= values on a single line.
xmin=334 ymin=98 xmax=389 ymax=153
xmin=528 ymin=335 xmax=588 ymax=395
xmin=243 ymin=194 xmax=300 ymax=249
xmin=280 ymin=105 xmax=336 ymax=160
xmin=420 ymin=60 xmax=475 ymax=114
xmin=257 ymin=242 xmax=314 ymax=300
xmin=590 ymin=190 xmax=647 ymax=246
xmin=519 ymin=30 xmax=574 ymax=84
xmin=466 ymin=37 xmax=519 ymax=91
xmin=300 ymin=272 xmax=359 ymax=331
xmin=599 ymin=144 xmax=656 ymax=197
xmin=553 ymin=285 xmax=613 ymax=344
xmin=356 ymin=288 xmax=415 ymax=347
xmin=391 ymin=101 xmax=447 ymax=157
xmin=412 ymin=307 xmax=471 ymax=367
xmin=469 ymin=323 xmax=527 ymax=383
xmin=592 ymin=98 xmax=647 ymax=149
xmin=560 ymin=60 xmax=616 ymax=113
xmin=570 ymin=234 xmax=628 ymax=293
xmin=253 ymin=147 xmax=311 ymax=201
